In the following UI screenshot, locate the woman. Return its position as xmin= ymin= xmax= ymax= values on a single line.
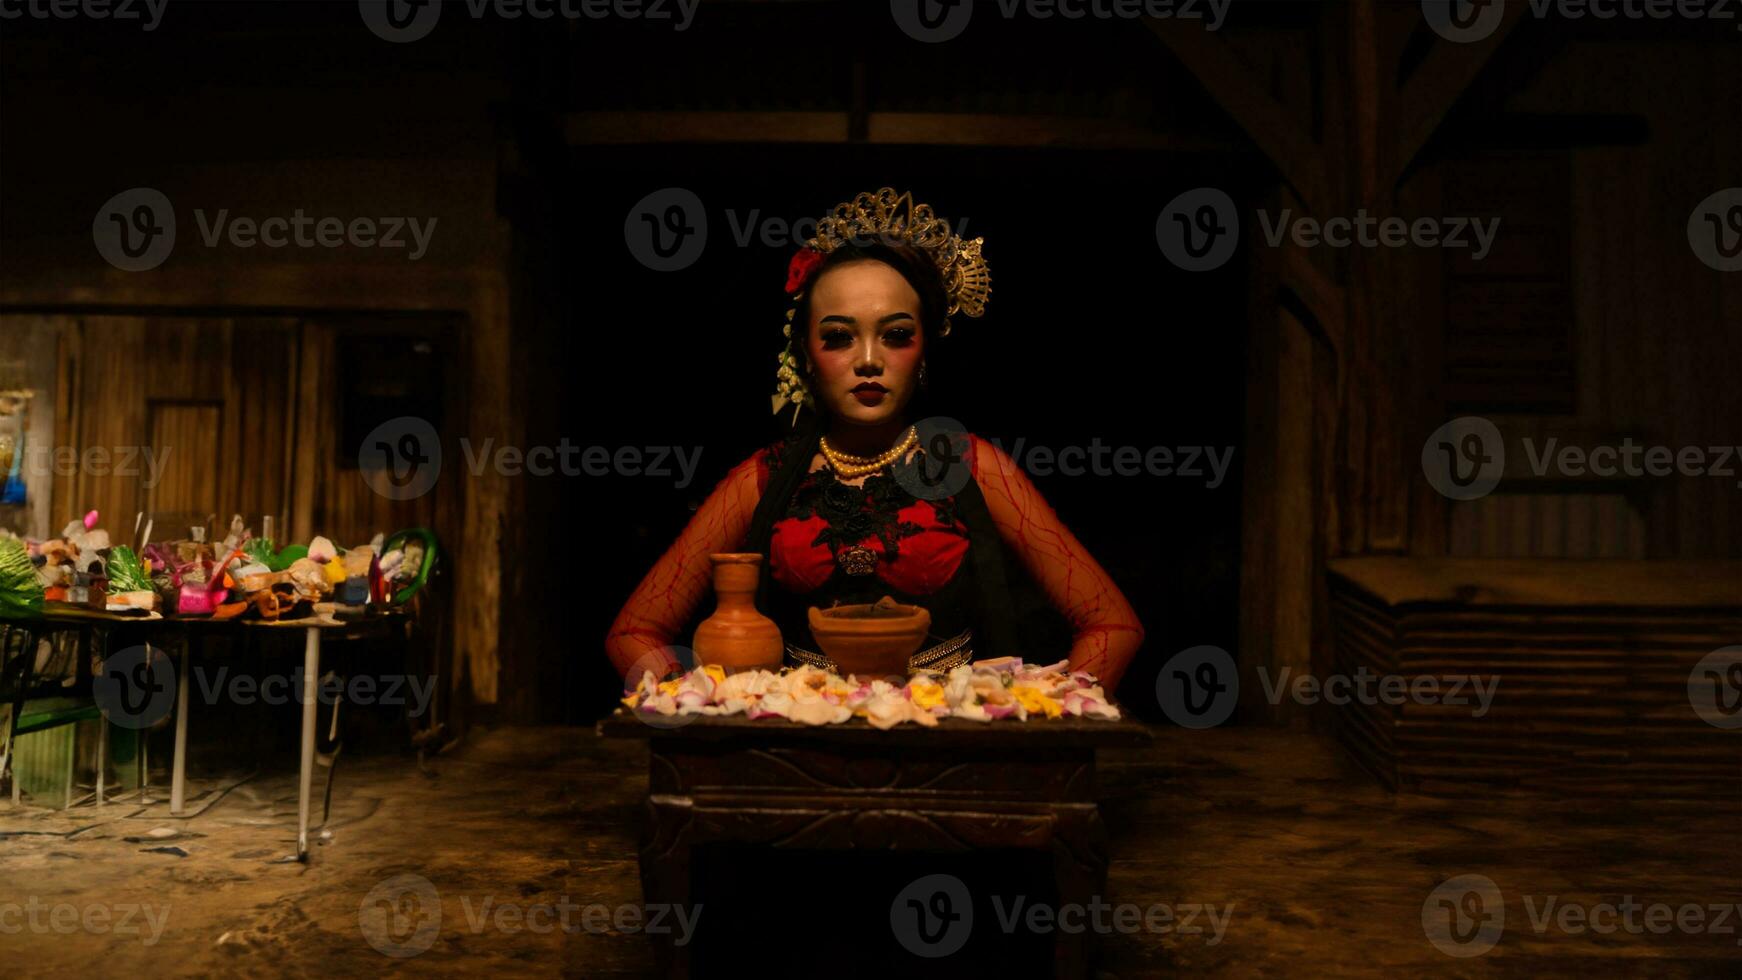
xmin=605 ymin=188 xmax=1144 ymax=691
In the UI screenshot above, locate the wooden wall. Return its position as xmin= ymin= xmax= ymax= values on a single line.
xmin=0 ymin=314 xmax=462 ymax=554
xmin=1403 ymin=43 xmax=1742 ymax=560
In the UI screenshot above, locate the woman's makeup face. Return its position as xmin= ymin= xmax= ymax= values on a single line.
xmin=803 ymin=259 xmax=925 ymax=427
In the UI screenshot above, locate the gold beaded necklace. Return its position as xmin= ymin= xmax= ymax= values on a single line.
xmin=819 ymin=426 xmax=917 ymax=480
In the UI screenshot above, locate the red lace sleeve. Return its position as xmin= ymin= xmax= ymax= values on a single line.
xmin=604 ymin=448 xmax=772 ymax=683
xmin=969 ymin=435 xmax=1145 ymax=690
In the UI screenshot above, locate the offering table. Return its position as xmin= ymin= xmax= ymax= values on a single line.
xmin=598 ymin=706 xmax=1152 ymax=979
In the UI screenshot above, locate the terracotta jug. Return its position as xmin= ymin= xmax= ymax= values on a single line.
xmin=693 ymin=553 xmax=783 ymax=672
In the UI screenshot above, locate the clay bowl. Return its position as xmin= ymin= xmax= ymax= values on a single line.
xmin=808 ymin=598 xmax=931 ymax=679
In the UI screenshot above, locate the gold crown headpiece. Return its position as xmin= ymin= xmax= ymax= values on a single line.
xmin=772 ymin=188 xmax=990 ymax=423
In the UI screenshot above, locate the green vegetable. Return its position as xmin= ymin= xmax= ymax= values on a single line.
xmin=0 ymin=537 xmax=43 ymax=617
xmin=243 ymin=537 xmax=302 ymax=572
xmin=106 ymin=545 xmax=153 ymax=593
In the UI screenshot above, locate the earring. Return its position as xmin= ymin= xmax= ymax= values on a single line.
xmin=918 ymin=360 xmax=929 ymax=388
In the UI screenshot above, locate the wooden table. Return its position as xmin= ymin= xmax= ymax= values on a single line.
xmin=598 ymin=707 xmax=1152 ymax=978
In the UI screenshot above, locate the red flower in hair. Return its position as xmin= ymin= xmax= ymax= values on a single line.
xmin=785 ymin=248 xmax=825 ymax=293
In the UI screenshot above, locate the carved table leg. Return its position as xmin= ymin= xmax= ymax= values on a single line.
xmin=1049 ymin=804 xmax=1109 ymax=980
xmin=638 ymin=793 xmax=696 ymax=977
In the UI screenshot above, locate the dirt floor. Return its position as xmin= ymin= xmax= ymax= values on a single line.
xmin=0 ymin=725 xmax=1736 ymax=978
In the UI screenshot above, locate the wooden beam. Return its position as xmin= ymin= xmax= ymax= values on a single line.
xmin=1142 ymin=16 xmax=1330 ymax=212
xmin=566 ymin=111 xmax=850 ymax=145
xmin=565 ymin=110 xmax=1231 ymax=152
xmin=1389 ymin=1 xmax=1531 ymax=185
xmin=865 ymin=113 xmax=1232 ymax=151
xmin=1279 ymin=247 xmax=1346 ymax=354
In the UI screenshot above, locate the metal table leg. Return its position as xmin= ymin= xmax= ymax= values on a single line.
xmin=171 ymin=640 xmax=189 ymax=814
xmin=297 ymin=626 xmax=320 ymax=861
xmin=4 ymin=626 xmax=38 ymax=806
xmin=91 ymin=627 xmax=106 ymax=806
xmin=96 ymin=719 xmax=107 ymax=805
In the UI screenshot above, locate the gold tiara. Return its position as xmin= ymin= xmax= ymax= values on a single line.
xmin=804 ymin=187 xmax=991 ymax=336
